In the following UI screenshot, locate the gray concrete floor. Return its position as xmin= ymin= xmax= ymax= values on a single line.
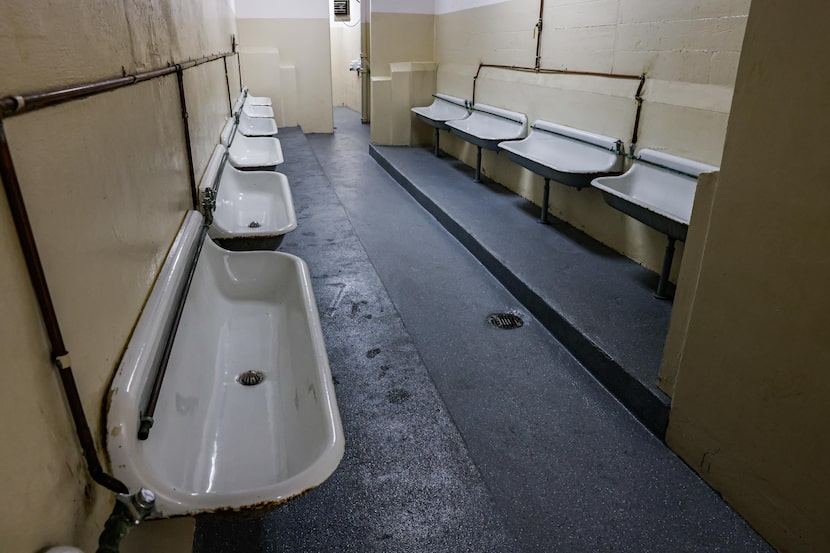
xmin=193 ymin=108 xmax=772 ymax=552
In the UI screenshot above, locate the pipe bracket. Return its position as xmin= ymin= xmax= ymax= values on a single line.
xmin=54 ymin=353 xmax=72 ymax=370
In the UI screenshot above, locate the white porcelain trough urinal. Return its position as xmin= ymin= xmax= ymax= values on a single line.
xmin=499 ymin=121 xmax=624 ymax=224
xmin=592 ymin=148 xmax=718 ymax=299
xmin=411 ymin=93 xmax=470 ymax=156
xmin=200 ymin=144 xmax=296 ymax=250
xmin=242 ymin=102 xmax=275 ymax=119
xmin=106 ymin=211 xmax=344 ymax=517
xmin=243 ymin=87 xmax=273 ymax=106
xmin=221 ymin=118 xmax=284 ymax=170
xmin=237 ymin=111 xmax=278 ymax=137
xmin=446 ymin=103 xmax=528 ymax=182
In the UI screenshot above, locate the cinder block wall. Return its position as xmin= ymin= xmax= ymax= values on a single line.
xmin=434 ymin=0 xmax=750 ymax=278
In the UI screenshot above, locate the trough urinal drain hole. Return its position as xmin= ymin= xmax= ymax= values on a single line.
xmin=488 ymin=312 xmax=524 ymax=330
xmin=237 ymin=370 xmax=265 ymax=386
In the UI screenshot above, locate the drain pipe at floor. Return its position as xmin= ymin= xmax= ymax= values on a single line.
xmin=96 ymin=488 xmax=157 ymax=553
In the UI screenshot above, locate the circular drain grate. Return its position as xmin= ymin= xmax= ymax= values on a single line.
xmin=488 ymin=312 xmax=524 ymax=330
xmin=237 ymin=370 xmax=265 ymax=386
xmin=248 ymin=221 xmax=261 ymax=228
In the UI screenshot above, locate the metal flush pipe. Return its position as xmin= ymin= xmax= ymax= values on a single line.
xmin=138 ymin=153 xmax=225 ymax=440
xmin=223 ymin=56 xmax=233 ymax=115
xmin=175 ymin=66 xmax=199 ymax=210
xmin=0 ymin=119 xmax=128 ymax=495
xmin=0 ymin=46 xmax=234 ymax=496
xmin=534 ymin=0 xmax=545 ymax=71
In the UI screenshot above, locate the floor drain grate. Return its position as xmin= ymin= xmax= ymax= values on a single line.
xmin=488 ymin=312 xmax=524 ymax=330
xmin=237 ymin=370 xmax=265 ymax=386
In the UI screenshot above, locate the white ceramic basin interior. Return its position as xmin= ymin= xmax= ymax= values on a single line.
xmin=242 ymin=103 xmax=275 ymax=118
xmin=592 ymin=148 xmax=718 ymax=227
xmin=238 ymin=112 xmax=278 ymax=137
xmin=199 ymin=144 xmax=296 ymax=242
xmin=445 ymin=103 xmax=528 ymax=147
xmin=221 ymin=118 xmax=284 ymax=169
xmin=106 ymin=211 xmax=344 ymax=517
xmin=411 ymin=93 xmax=470 ymax=127
xmin=499 ymin=120 xmax=624 ymax=178
xmin=243 ymin=87 xmax=273 ymax=106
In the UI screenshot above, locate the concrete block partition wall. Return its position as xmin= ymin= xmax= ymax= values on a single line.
xmin=235 ymin=0 xmax=335 ymax=132
xmin=369 ymin=0 xmax=749 ymax=292
xmin=0 ymin=1 xmax=238 ymax=551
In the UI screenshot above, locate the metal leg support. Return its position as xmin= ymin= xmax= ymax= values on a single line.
xmin=538 ymin=178 xmax=551 ymax=224
xmin=474 ymin=146 xmax=482 ymax=183
xmin=434 ymin=128 xmax=440 ymax=157
xmin=654 ymin=236 xmax=677 ymax=300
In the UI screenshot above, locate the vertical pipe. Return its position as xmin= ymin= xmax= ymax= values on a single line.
xmin=222 ymin=56 xmax=232 ymax=115
xmin=474 ymin=146 xmax=483 ymax=183
xmin=539 ymin=177 xmax=550 ymax=224
xmin=535 ymin=0 xmax=545 ymax=71
xmin=0 ymin=120 xmax=127 ymax=494
xmin=630 ymin=74 xmax=647 ymax=154
xmin=434 ymin=128 xmax=440 ymax=157
xmin=472 ymin=63 xmax=483 ymax=105
xmin=655 ymin=237 xmax=677 ymax=300
xmin=175 ymin=67 xmax=198 ymax=210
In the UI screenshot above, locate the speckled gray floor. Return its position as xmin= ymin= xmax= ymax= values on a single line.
xmin=192 ymin=110 xmax=772 ymax=553
xmin=192 ymin=125 xmax=517 ymax=552
xmin=371 ymin=137 xmax=673 ymax=435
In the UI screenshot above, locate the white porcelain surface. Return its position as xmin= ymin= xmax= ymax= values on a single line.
xmin=411 ymin=93 xmax=469 ymax=124
xmin=221 ymin=119 xmax=283 ymax=168
xmin=637 ymin=148 xmax=718 ymax=178
xmin=446 ymin=103 xmax=527 ymax=143
xmin=107 ymin=211 xmax=344 ymax=517
xmin=199 ymin=145 xmax=296 ymax=240
xmin=247 ymin=94 xmax=272 ymax=106
xmin=243 ymin=87 xmax=273 ymax=106
xmin=242 ymin=103 xmax=275 ymax=118
xmin=499 ymin=120 xmax=623 ymax=176
xmin=238 ymin=112 xmax=278 ymax=137
xmin=592 ymin=149 xmax=717 ymax=225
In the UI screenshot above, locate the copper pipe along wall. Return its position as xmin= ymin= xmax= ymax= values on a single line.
xmin=0 ymin=48 xmax=231 ymax=495
xmin=471 ymin=63 xmax=643 ymax=105
xmin=223 ymin=56 xmax=233 ymax=114
xmin=175 ymin=67 xmax=199 ymax=209
xmin=232 ymin=35 xmax=243 ymax=92
xmin=630 ymin=74 xmax=647 ymax=150
xmin=535 ymin=0 xmax=545 ymax=70
xmin=0 ymin=52 xmax=232 ymax=119
xmin=0 ymin=120 xmax=127 ymax=494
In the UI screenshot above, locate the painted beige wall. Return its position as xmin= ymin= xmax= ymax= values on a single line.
xmin=432 ymin=0 xmax=749 ymax=277
xmin=369 ymin=11 xmax=436 ymax=144
xmin=0 ymin=2 xmax=236 ymax=551
xmin=666 ymin=2 xmax=830 ymax=551
xmin=237 ymin=18 xmax=334 ymax=132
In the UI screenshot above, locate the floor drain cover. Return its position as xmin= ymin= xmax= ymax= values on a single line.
xmin=237 ymin=370 xmax=265 ymax=386
xmin=488 ymin=312 xmax=524 ymax=330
